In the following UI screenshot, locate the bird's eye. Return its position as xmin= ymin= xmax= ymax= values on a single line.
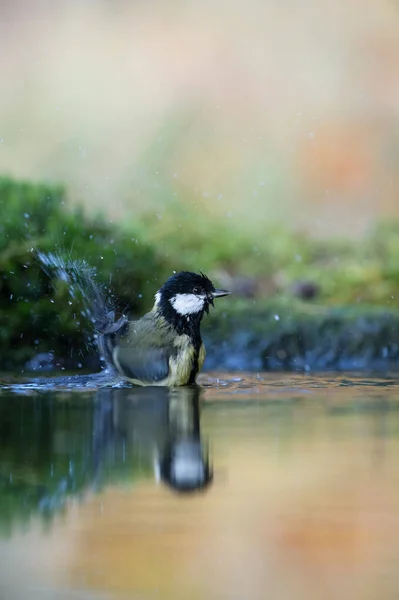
xmin=193 ymin=286 xmax=200 ymax=294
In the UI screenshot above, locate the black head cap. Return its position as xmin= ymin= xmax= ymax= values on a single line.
xmin=156 ymin=271 xmax=230 ymax=328
xmin=159 ymin=271 xmax=215 ymax=298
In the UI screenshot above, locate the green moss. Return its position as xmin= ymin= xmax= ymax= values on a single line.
xmin=134 ymin=201 xmax=399 ymax=306
xmin=0 ymin=176 xmax=170 ymax=370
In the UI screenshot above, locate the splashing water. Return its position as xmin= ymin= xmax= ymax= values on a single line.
xmin=35 ymin=250 xmax=117 ymax=332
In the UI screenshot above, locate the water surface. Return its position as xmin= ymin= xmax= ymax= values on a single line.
xmin=1 ymin=372 xmax=399 ymax=600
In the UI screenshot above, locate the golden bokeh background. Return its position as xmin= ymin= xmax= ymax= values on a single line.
xmin=1 ymin=0 xmax=398 ymax=238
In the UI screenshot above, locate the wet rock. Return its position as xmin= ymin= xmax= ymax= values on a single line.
xmin=202 ymin=303 xmax=399 ymax=372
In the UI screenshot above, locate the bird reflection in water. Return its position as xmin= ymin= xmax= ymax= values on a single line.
xmin=156 ymin=387 xmax=213 ymax=493
xmin=0 ymin=384 xmax=213 ymax=535
xmin=94 ymin=385 xmax=212 ymax=494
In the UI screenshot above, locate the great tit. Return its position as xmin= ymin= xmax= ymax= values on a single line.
xmin=98 ymin=271 xmax=230 ymax=386
xmin=37 ymin=253 xmax=230 ymax=387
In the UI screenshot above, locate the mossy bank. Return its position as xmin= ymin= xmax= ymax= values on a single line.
xmin=2 ymin=175 xmax=399 ymax=374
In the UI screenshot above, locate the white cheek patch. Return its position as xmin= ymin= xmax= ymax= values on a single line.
xmin=170 ymin=293 xmax=206 ymax=316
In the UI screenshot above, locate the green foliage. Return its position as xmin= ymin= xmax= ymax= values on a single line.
xmin=134 ymin=201 xmax=262 ymax=275
xmin=0 ymin=176 xmax=169 ymax=370
xmin=134 ymin=199 xmax=399 ymax=306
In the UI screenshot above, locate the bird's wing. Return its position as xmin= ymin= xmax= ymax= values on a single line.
xmin=111 ymin=316 xmax=175 ymax=383
xmin=114 ymin=344 xmax=171 ymax=383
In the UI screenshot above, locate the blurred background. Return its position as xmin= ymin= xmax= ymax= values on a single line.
xmin=3 ymin=6 xmax=399 ymax=599
xmin=2 ymin=0 xmax=399 ymax=372
xmin=1 ymin=0 xmax=398 ymax=238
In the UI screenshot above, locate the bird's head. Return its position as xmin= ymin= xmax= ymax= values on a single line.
xmin=155 ymin=271 xmax=230 ymax=322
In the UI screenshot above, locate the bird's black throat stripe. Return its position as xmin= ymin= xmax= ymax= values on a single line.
xmin=159 ymin=300 xmax=203 ymax=344
xmin=185 ymin=320 xmax=202 ymax=385
xmin=188 ymin=350 xmax=200 ymax=385
xmin=158 ymin=302 xmax=203 ymax=384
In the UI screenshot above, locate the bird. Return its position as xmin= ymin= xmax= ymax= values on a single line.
xmin=37 ymin=252 xmax=230 ymax=386
xmin=99 ymin=271 xmax=230 ymax=386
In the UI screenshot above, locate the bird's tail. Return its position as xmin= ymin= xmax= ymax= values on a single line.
xmin=36 ymin=251 xmax=117 ymax=335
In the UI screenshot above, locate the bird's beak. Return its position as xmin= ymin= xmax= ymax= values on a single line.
xmin=212 ymin=289 xmax=231 ymax=299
